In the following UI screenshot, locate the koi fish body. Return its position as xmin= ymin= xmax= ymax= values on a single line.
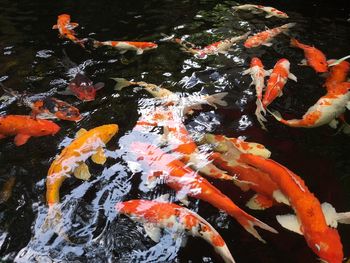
xmin=116 ymin=199 xmax=235 ymax=263
xmin=93 ymin=40 xmax=158 ymax=54
xmin=0 ymin=115 xmax=60 ymax=146
xmin=130 ymin=141 xmax=277 ymax=242
xmin=232 ymin=4 xmax=289 ymax=19
xmin=244 ymin=23 xmax=296 ymax=48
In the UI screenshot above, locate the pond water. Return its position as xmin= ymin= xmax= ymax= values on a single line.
xmin=0 ymin=0 xmax=349 ymax=262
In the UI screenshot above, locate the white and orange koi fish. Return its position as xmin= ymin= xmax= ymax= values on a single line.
xmin=262 ymin=58 xmax=297 ymax=110
xmin=92 ymin=39 xmax=157 ymax=54
xmin=52 ymin=14 xmax=84 ymax=47
xmin=232 ymin=4 xmax=289 ymax=19
xmin=238 ymin=153 xmax=343 ymax=263
xmin=270 ymin=82 xmax=350 ymax=128
xmin=244 ymin=23 xmax=296 ymax=48
xmin=130 ymin=141 xmax=277 ymax=242
xmin=242 ymin=57 xmax=270 ymax=128
xmin=116 ymin=199 xmax=235 ymax=263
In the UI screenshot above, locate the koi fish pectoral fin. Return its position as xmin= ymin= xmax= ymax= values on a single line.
xmin=298 ymin=59 xmax=307 ymax=66
xmin=328 ymin=119 xmax=339 ymax=129
xmin=67 ymin=22 xmax=79 ymax=29
xmin=276 ymin=214 xmax=303 ymax=235
xmin=52 ymin=24 xmax=58 ymax=29
xmin=288 ymin=73 xmax=297 ymax=82
xmin=91 ymin=147 xmax=107 ymax=165
xmin=14 ymin=134 xmax=31 ymax=146
xmin=144 ymin=223 xmax=162 ymax=242
xmin=246 ymin=194 xmax=274 ymax=210
xmin=73 ymin=163 xmax=91 ymax=181
xmin=136 ymin=49 xmax=144 ymax=55
xmin=262 ymin=42 xmax=273 ymax=47
xmin=346 ymin=101 xmax=350 ymax=110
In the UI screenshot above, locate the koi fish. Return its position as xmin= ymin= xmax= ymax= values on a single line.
xmin=290 ymin=38 xmax=328 ymax=73
xmin=242 ymin=57 xmax=270 ymax=128
xmin=116 ymin=199 xmax=235 ymax=263
xmin=165 ymin=32 xmax=250 ymax=58
xmin=244 ymin=23 xmax=296 ymax=48
xmin=46 ymin=124 xmax=118 ymax=206
xmin=92 ymin=39 xmax=158 ymax=54
xmin=130 ymin=141 xmax=277 ymax=242
xmin=270 ymin=82 xmax=350 ymax=128
xmin=324 ymin=61 xmax=350 ymax=90
xmin=201 ymin=134 xmax=289 ymax=210
xmin=262 ymin=58 xmax=297 ymax=109
xmin=112 ymin=78 xmax=228 ymax=113
xmin=0 ymin=84 xmax=82 ymax=121
xmin=52 ymin=14 xmax=84 ymax=47
xmin=62 ymin=73 xmax=104 ymax=101
xmin=0 ymin=115 xmax=60 ymax=146
xmin=238 ymin=153 xmax=343 ymax=263
xmin=232 ymin=4 xmax=289 ymax=19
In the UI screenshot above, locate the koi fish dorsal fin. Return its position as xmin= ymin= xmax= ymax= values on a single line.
xmin=144 ymin=223 xmax=161 ymax=242
xmin=76 ymin=128 xmax=87 ymax=138
xmin=246 ymin=194 xmax=274 ymax=210
xmin=14 ymin=134 xmax=31 ymax=146
xmin=73 ymin=162 xmax=91 ymax=180
xmin=111 ymin=78 xmax=132 ymax=91
xmin=91 ymin=147 xmax=107 ymax=165
xmin=276 ymin=214 xmax=303 ymax=235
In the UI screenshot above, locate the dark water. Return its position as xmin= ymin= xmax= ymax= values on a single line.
xmin=0 ymin=0 xmax=349 ymax=262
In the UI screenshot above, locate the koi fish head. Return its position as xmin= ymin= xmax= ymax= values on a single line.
xmin=69 ymin=73 xmax=104 ymax=101
xmin=310 ymin=57 xmax=328 ymax=73
xmin=139 ymin=42 xmax=158 ymax=51
xmin=306 ymin=228 xmax=343 ymax=263
xmin=250 ymin=57 xmax=264 ymax=68
xmin=35 ymin=119 xmax=61 ymax=136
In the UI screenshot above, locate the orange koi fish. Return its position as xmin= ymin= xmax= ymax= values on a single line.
xmin=262 ymin=58 xmax=297 ymax=109
xmin=46 ymin=124 xmax=118 ymax=206
xmin=270 ymin=82 xmax=350 ymax=128
xmin=290 ymin=38 xmax=328 ymax=73
xmin=116 ymin=199 xmax=235 ymax=263
xmin=242 ymin=57 xmax=270 ymax=128
xmin=201 ymin=134 xmax=289 ymax=210
xmin=64 ymin=73 xmax=104 ymax=101
xmin=232 ymin=4 xmax=289 ymax=19
xmin=130 ymin=141 xmax=277 ymax=242
xmin=244 ymin=23 xmax=296 ymax=48
xmin=238 ymin=153 xmax=343 ymax=263
xmin=0 ymin=84 xmax=82 ymax=121
xmin=324 ymin=61 xmax=350 ymax=90
xmin=52 ymin=14 xmax=84 ymax=47
xmin=0 ymin=115 xmax=60 ymax=146
xmin=92 ymin=39 xmax=158 ymax=55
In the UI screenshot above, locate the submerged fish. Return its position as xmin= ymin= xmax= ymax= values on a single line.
xmin=46 ymin=124 xmax=118 ymax=206
xmin=130 ymin=141 xmax=277 ymax=242
xmin=116 ymin=199 xmax=235 ymax=263
xmin=244 ymin=23 xmax=296 ymax=48
xmin=52 ymin=14 xmax=84 ymax=47
xmin=92 ymin=39 xmax=158 ymax=55
xmin=238 ymin=153 xmax=343 ymax=263
xmin=0 ymin=115 xmax=60 ymax=146
xmin=291 ymin=38 xmax=328 ymax=73
xmin=232 ymin=4 xmax=289 ymax=19
xmin=0 ymin=177 xmax=16 ymax=204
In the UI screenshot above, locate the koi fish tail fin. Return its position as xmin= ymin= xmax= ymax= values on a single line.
xmin=237 ymin=213 xmax=278 ymax=243
xmin=267 ymin=108 xmax=282 ymax=122
xmin=0 ymin=82 xmax=19 ymax=98
xmin=290 ymin=37 xmax=301 ymax=48
xmin=214 ymin=245 xmax=236 ymax=263
xmin=281 ymin=23 xmax=296 ymax=36
xmin=255 ymin=99 xmax=268 ymax=130
xmin=328 ymin=54 xmax=350 ymax=67
xmin=205 ymin=92 xmax=228 ymax=108
xmin=111 ymin=78 xmax=133 ymax=91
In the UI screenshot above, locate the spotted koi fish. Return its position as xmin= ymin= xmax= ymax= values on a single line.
xmin=92 ymin=39 xmax=158 ymax=55
xmin=232 ymin=4 xmax=289 ymax=19
xmin=130 ymin=141 xmax=277 ymax=242
xmin=52 ymin=14 xmax=84 ymax=47
xmin=0 ymin=115 xmax=60 ymax=146
xmin=244 ymin=23 xmax=296 ymax=48
xmin=116 ymin=199 xmax=235 ymax=263
xmin=238 ymin=153 xmax=343 ymax=263
xmin=291 ymin=38 xmax=328 ymax=73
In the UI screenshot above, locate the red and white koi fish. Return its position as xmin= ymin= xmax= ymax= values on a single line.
xmin=232 ymin=4 xmax=289 ymax=19
xmin=238 ymin=153 xmax=343 ymax=263
xmin=242 ymin=57 xmax=270 ymax=128
xmin=244 ymin=23 xmax=296 ymax=48
xmin=165 ymin=32 xmax=250 ymax=58
xmin=62 ymin=73 xmax=104 ymax=101
xmin=290 ymin=38 xmax=328 ymax=73
xmin=201 ymin=134 xmax=289 ymax=210
xmin=116 ymin=199 xmax=235 ymax=263
xmin=52 ymin=14 xmax=84 ymax=47
xmin=130 ymin=141 xmax=277 ymax=242
xmin=324 ymin=61 xmax=350 ymax=90
xmin=262 ymin=58 xmax=297 ymax=110
xmin=92 ymin=39 xmax=158 ymax=55
xmin=0 ymin=84 xmax=82 ymax=121
xmin=270 ymin=81 xmax=350 ymax=128
xmin=0 ymin=115 xmax=60 ymax=146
